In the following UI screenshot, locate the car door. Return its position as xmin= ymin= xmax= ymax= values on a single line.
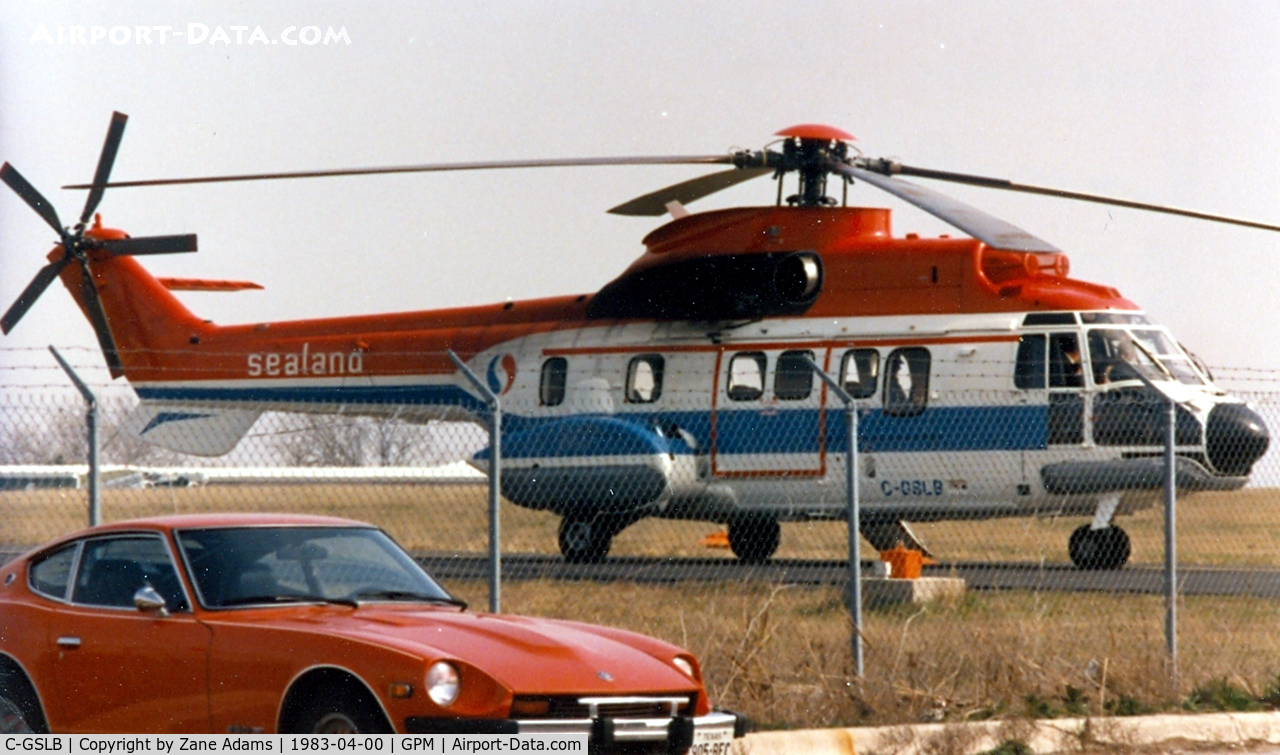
xmin=43 ymin=533 xmax=212 ymax=733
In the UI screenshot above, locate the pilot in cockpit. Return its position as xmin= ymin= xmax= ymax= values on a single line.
xmin=1090 ymin=330 xmax=1142 ymax=384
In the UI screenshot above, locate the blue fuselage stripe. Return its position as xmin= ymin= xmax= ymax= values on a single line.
xmin=135 ymin=385 xmax=1049 ymax=454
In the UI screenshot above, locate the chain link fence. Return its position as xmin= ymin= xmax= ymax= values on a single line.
xmin=3 ymin=348 xmax=1280 ymax=728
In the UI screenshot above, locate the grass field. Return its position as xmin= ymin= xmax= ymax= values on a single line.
xmin=3 ymin=483 xmax=1279 ymax=567
xmin=4 ymin=483 xmax=1280 ymax=728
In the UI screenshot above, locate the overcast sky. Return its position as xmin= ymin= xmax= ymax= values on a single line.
xmin=3 ymin=1 xmax=1280 ymax=387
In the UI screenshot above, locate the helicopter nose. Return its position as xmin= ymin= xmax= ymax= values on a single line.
xmin=1205 ymin=403 xmax=1270 ymax=476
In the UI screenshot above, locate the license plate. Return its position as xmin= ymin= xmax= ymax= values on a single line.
xmin=688 ymin=726 xmax=734 ymax=755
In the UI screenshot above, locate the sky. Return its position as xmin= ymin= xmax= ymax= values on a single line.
xmin=3 ymin=1 xmax=1280 ymax=388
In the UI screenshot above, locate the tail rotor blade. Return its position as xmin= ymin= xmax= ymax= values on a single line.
xmin=80 ymin=111 xmax=129 ymax=225
xmin=78 ymin=260 xmax=123 ymax=374
xmin=96 ymin=234 xmax=198 ymax=256
xmin=1 ymin=163 xmax=63 ymax=234
xmin=0 ymin=257 xmax=71 ymax=334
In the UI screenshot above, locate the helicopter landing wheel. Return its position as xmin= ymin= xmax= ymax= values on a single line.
xmin=727 ymin=516 xmax=781 ymax=563
xmin=558 ymin=515 xmax=614 ymax=564
xmin=1068 ymin=524 xmax=1131 ymax=570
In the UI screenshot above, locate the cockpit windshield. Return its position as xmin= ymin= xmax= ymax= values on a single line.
xmin=1087 ymin=327 xmax=1205 ymax=386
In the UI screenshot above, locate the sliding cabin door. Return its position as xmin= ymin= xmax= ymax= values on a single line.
xmin=710 ymin=348 xmax=827 ymax=476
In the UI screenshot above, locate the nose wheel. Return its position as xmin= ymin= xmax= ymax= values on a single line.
xmin=1068 ymin=524 xmax=1131 ymax=570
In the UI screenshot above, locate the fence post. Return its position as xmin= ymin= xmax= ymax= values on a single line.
xmin=1132 ymin=366 xmax=1179 ymax=689
xmin=806 ymin=356 xmax=864 ymax=677
xmin=448 ymin=350 xmax=502 ymax=614
xmin=48 ymin=346 xmax=99 ymax=526
xmin=1164 ymin=393 xmax=1178 ymax=689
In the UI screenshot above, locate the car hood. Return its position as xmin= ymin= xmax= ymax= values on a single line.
xmin=216 ymin=605 xmax=699 ymax=696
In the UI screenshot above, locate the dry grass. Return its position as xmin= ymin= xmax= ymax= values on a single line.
xmin=3 ymin=485 xmax=1280 ymax=567
xmin=6 ymin=484 xmax=1280 ymax=728
xmin=444 ymin=579 xmax=1280 ymax=729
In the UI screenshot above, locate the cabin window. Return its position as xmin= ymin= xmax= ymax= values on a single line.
xmin=540 ymin=357 xmax=568 ymax=406
xmin=30 ymin=542 xmax=77 ymax=601
xmin=726 ymin=352 xmax=767 ymax=401
xmin=883 ymin=347 xmax=930 ymax=417
xmin=1015 ymin=334 xmax=1046 ymax=389
xmin=626 ymin=354 xmax=665 ymax=403
xmin=775 ymin=350 xmax=816 ymax=400
xmin=839 ymin=349 xmax=880 ymax=398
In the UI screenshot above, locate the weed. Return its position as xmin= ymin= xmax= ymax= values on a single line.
xmin=1061 ymin=685 xmax=1090 ymax=716
xmin=1184 ymin=677 xmax=1261 ymax=712
xmin=1104 ymin=694 xmax=1150 ymax=716
xmin=1023 ymin=693 xmax=1058 ymax=718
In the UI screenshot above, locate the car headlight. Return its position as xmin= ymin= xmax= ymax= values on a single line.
xmin=672 ymin=657 xmax=697 ymax=680
xmin=427 ymin=661 xmax=461 ymax=707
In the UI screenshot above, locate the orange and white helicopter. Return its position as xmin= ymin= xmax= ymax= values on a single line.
xmin=2 ymin=114 xmax=1273 ymax=568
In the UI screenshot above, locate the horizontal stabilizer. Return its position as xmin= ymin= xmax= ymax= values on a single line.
xmin=156 ymin=277 xmax=263 ymax=292
xmin=123 ymin=402 xmax=262 ymax=457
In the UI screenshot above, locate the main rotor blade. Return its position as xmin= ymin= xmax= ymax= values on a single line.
xmin=867 ymin=160 xmax=1280 ymax=233
xmin=63 ymin=155 xmax=734 ymax=190
xmin=0 ymin=256 xmax=71 ymax=334
xmin=95 ymin=234 xmax=198 ymax=256
xmin=79 ymin=111 xmax=129 ymax=225
xmin=608 ymin=168 xmax=773 ymax=216
xmin=834 ymin=162 xmax=1062 ymax=253
xmin=78 ymin=259 xmax=123 ymax=375
xmin=1 ymin=163 xmax=63 ymax=234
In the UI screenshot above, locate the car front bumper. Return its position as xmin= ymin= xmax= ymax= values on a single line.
xmin=404 ymin=710 xmax=743 ymax=754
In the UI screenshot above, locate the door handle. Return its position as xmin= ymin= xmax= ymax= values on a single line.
xmin=56 ymin=636 xmax=81 ymax=649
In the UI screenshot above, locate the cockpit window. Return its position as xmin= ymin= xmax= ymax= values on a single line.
xmin=1080 ymin=312 xmax=1152 ymax=325
xmin=1049 ymin=333 xmax=1084 ymax=388
xmin=1129 ymin=329 xmax=1205 ymax=385
xmin=1088 ymin=328 xmax=1204 ymax=386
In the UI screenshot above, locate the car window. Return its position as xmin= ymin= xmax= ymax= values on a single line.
xmin=626 ymin=354 xmax=664 ymax=403
xmin=177 ymin=526 xmax=454 ymax=608
xmin=72 ymin=535 xmax=189 ymax=612
xmin=774 ymin=350 xmax=815 ymax=401
xmin=726 ymin=352 xmax=767 ymax=401
xmin=29 ymin=543 xmax=78 ymax=601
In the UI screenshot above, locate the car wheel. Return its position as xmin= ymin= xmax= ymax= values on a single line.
xmin=0 ymin=664 xmax=45 ymax=734
xmin=292 ymin=684 xmax=391 ymax=734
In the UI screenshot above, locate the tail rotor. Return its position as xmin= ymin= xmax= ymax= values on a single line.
xmin=0 ymin=112 xmax=198 ymax=376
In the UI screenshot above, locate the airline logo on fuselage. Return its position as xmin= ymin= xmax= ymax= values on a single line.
xmin=247 ymin=344 xmax=363 ymax=377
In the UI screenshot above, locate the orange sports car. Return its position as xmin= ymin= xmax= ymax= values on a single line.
xmin=0 ymin=513 xmax=743 ymax=748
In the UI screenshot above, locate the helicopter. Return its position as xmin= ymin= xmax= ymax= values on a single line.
xmin=1 ymin=114 xmax=1273 ymax=568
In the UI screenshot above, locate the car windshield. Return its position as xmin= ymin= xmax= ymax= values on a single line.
xmin=175 ymin=526 xmax=458 ymax=609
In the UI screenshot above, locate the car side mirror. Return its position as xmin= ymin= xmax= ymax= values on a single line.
xmin=133 ymin=585 xmax=170 ymax=617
